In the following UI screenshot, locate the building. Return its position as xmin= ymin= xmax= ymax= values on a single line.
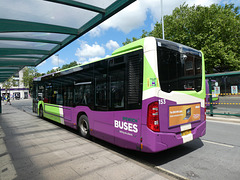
xmin=0 ymin=69 xmax=29 ymax=100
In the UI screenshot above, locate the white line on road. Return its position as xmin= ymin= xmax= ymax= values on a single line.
xmin=202 ymin=140 xmax=234 ymax=148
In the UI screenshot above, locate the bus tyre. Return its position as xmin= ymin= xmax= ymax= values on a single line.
xmin=39 ymin=106 xmax=44 ymax=119
xmin=78 ymin=115 xmax=90 ymax=139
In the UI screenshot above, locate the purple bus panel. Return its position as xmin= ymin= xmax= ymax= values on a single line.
xmin=60 ymin=96 xmax=205 ymax=153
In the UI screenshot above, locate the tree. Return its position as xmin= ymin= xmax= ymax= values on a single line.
xmin=46 ymin=68 xmax=58 ymax=74
xmin=2 ymin=77 xmax=14 ymax=94
xmin=61 ymin=61 xmax=78 ymax=70
xmin=122 ymin=30 xmax=149 ymax=45
xmin=122 ymin=37 xmax=139 ymax=46
xmin=150 ymin=3 xmax=240 ymax=73
xmin=46 ymin=61 xmax=79 ymax=74
xmin=122 ymin=4 xmax=240 ymax=73
xmin=22 ymin=67 xmax=39 ymax=91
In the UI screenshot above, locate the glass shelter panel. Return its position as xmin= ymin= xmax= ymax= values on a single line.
xmin=0 ymin=0 xmax=97 ymax=28
xmin=206 ymin=74 xmax=240 ymax=116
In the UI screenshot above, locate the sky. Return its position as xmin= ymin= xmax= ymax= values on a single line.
xmin=36 ymin=0 xmax=239 ymax=73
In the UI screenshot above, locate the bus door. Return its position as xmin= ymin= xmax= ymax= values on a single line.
xmin=111 ymin=53 xmax=142 ymax=150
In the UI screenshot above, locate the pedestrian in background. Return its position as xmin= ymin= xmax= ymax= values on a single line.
xmin=5 ymin=94 xmax=11 ymax=105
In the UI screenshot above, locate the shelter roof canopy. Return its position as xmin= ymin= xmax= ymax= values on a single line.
xmin=0 ymin=0 xmax=135 ymax=83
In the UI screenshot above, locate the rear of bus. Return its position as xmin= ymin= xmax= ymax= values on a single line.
xmin=141 ymin=37 xmax=206 ymax=153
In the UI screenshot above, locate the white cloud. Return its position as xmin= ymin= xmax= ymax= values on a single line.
xmin=92 ymin=0 xmax=221 ymax=34
xmin=88 ymin=57 xmax=101 ymax=62
xmin=106 ymin=40 xmax=120 ymax=50
xmin=75 ymin=41 xmax=105 ymax=63
xmin=51 ymin=55 xmax=65 ymax=66
xmin=75 ymin=40 xmax=121 ymax=64
xmin=100 ymin=0 xmax=147 ymax=33
xmin=89 ymin=26 xmax=102 ymax=37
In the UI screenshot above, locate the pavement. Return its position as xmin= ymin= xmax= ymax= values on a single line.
xmin=0 ymin=104 xmax=173 ymax=180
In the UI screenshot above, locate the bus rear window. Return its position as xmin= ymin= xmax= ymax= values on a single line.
xmin=157 ymin=47 xmax=202 ymax=92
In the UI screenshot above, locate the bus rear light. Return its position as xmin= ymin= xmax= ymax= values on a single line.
xmin=147 ymin=101 xmax=160 ymax=132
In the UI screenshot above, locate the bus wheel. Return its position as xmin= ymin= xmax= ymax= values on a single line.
xmin=39 ymin=106 xmax=44 ymax=118
xmin=78 ymin=115 xmax=90 ymax=139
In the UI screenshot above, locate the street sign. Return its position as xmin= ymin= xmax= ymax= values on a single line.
xmin=231 ymin=85 xmax=238 ymax=94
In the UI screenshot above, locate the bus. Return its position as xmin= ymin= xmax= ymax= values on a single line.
xmin=32 ymin=37 xmax=206 ymax=153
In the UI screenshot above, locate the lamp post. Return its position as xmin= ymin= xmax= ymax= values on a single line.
xmin=56 ymin=54 xmax=59 ymax=69
xmin=161 ymin=0 xmax=165 ymax=39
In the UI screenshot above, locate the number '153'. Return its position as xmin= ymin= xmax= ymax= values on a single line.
xmin=159 ymin=98 xmax=166 ymax=105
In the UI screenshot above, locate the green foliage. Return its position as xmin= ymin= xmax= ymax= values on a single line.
xmin=22 ymin=67 xmax=39 ymax=90
xmin=61 ymin=61 xmax=78 ymax=70
xmin=46 ymin=61 xmax=79 ymax=74
xmin=150 ymin=3 xmax=240 ymax=73
xmin=2 ymin=77 xmax=14 ymax=93
xmin=46 ymin=68 xmax=58 ymax=74
xmin=122 ymin=3 xmax=240 ymax=73
xmin=122 ymin=37 xmax=139 ymax=46
xmin=122 ymin=30 xmax=149 ymax=45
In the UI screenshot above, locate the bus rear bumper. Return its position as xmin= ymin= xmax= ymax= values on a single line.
xmin=142 ymin=121 xmax=206 ymax=153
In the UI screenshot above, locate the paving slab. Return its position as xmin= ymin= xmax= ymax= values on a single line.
xmin=0 ymin=104 xmax=173 ymax=180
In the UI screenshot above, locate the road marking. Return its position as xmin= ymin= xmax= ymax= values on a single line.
xmin=202 ymin=140 xmax=234 ymax=148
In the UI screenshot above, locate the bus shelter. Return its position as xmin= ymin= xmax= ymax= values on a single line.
xmin=206 ymin=71 xmax=240 ymax=116
xmin=0 ymin=0 xmax=136 ymax=113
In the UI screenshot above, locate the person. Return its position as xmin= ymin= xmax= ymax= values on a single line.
xmin=5 ymin=94 xmax=11 ymax=105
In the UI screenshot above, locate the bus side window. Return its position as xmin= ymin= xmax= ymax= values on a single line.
xmin=45 ymin=84 xmax=52 ymax=103
xmin=94 ymin=60 xmax=108 ymax=110
xmin=74 ymin=84 xmax=92 ymax=106
xmin=73 ymin=64 xmax=94 ymax=108
xmin=63 ymin=86 xmax=74 ymax=107
xmin=109 ymin=57 xmax=125 ymax=110
xmin=55 ymin=85 xmax=63 ymax=105
xmin=95 ymin=77 xmax=107 ymax=108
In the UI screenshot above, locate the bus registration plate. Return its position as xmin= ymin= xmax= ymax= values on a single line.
xmin=181 ymin=130 xmax=191 ymax=136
